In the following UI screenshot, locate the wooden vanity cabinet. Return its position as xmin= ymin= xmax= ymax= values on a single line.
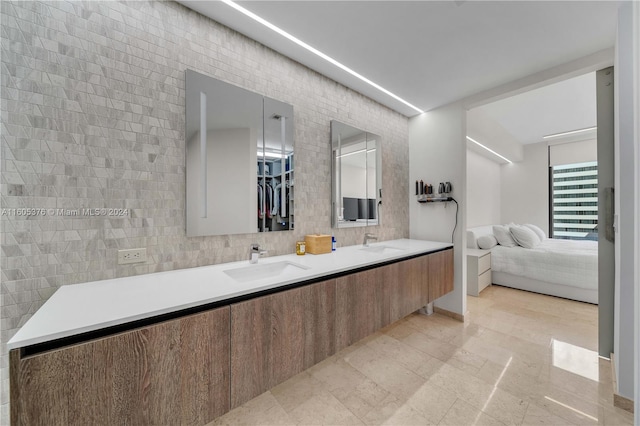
xmin=10 ymin=307 xmax=230 ymax=426
xmin=10 ymin=248 xmax=453 ymax=425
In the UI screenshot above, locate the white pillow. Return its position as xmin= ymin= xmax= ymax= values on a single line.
xmin=492 ymin=225 xmax=517 ymax=247
xmin=510 ymin=225 xmax=541 ymax=249
xmin=477 ymin=235 xmax=498 ymax=250
xmin=524 ymin=224 xmax=546 ymax=241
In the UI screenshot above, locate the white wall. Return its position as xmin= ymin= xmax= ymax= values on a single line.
xmin=409 ymin=103 xmax=467 ymax=316
xmin=467 ymin=108 xmax=524 ymax=162
xmin=466 ymin=149 xmax=501 ymax=228
xmin=613 ymin=1 xmax=637 ymax=402
xmin=341 ymin=163 xmax=366 ymax=198
xmin=500 ymin=142 xmax=549 ymax=235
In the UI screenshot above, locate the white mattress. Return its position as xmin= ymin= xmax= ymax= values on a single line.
xmin=490 ymin=239 xmax=598 ymax=290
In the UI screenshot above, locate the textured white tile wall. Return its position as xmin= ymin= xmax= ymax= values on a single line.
xmin=0 ymin=0 xmax=409 ymax=420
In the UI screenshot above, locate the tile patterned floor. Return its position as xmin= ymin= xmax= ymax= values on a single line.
xmin=209 ymin=285 xmax=634 ymax=425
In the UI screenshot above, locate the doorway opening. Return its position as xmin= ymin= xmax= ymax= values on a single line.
xmin=464 ymin=68 xmax=613 ymax=361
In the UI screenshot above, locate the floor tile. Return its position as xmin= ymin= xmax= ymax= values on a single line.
xmin=208 ymin=392 xmax=293 ymax=426
xmin=344 ymin=344 xmax=426 ymax=399
xmin=365 ymin=333 xmax=437 ymax=374
xmin=334 ymin=378 xmax=390 ymax=420
xmin=400 ymin=331 xmax=459 ymax=362
xmin=438 ymin=398 xmax=507 ymax=426
xmin=361 ymin=394 xmax=435 ymax=426
xmin=270 ymin=371 xmax=329 ymax=413
xmin=405 ymin=382 xmax=457 ymax=423
xmin=287 ymin=390 xmax=363 ymax=425
xmin=521 ymin=403 xmax=575 ymax=425
xmin=207 ymin=286 xmax=633 ymax=426
xmin=472 ymin=386 xmax=528 ymax=425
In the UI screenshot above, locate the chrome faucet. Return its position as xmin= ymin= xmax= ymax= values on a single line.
xmin=249 ymin=244 xmax=267 ymax=264
xmin=363 ymin=233 xmax=378 ymax=247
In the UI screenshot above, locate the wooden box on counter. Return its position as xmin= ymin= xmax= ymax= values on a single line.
xmin=304 ymin=234 xmax=332 ymax=254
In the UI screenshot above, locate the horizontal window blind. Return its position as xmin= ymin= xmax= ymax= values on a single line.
xmin=548 ymin=139 xmax=597 ymax=167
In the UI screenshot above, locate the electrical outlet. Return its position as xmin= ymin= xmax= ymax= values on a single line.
xmin=118 ymin=248 xmax=147 ymax=265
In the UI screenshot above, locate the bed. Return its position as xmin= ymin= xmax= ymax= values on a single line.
xmin=467 ymin=225 xmax=598 ymax=304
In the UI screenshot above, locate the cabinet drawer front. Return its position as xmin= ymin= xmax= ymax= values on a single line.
xmin=478 ymin=269 xmax=492 ymax=292
xmin=478 ymin=253 xmax=491 ymax=274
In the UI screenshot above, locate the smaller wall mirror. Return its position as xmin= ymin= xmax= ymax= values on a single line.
xmin=331 ymin=121 xmax=381 ymax=228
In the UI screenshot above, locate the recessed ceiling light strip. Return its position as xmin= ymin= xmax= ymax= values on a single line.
xmin=466 ymin=136 xmax=512 ymax=163
xmin=220 ymin=0 xmax=424 ymax=114
xmin=543 ymin=126 xmax=597 ymax=139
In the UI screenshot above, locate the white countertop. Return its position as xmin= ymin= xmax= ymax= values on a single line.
xmin=8 ymin=239 xmax=452 ymax=350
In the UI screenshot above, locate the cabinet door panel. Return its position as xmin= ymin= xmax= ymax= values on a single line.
xmin=386 ymin=262 xmax=403 ymax=324
xmin=302 ymin=279 xmax=336 ymax=369
xmin=231 ymin=280 xmax=336 ymax=408
xmin=269 ymin=287 xmax=305 ymax=386
xmin=11 ymin=346 xmax=71 ymax=425
xmin=399 ymin=257 xmax=427 ymax=315
xmin=388 ymin=257 xmax=429 ymax=323
xmin=11 ymin=307 xmax=230 ymax=426
xmin=230 ymin=295 xmax=273 ymax=408
xmin=428 ymin=249 xmax=454 ymax=302
xmin=420 ymin=255 xmax=431 ymax=306
xmin=110 ymin=322 xmax=181 ymax=425
xmin=180 ymin=310 xmax=231 ymax=424
xmin=336 ymin=269 xmax=389 ymax=350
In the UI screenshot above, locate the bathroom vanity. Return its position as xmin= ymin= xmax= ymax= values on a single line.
xmin=9 ymin=239 xmax=453 ymax=425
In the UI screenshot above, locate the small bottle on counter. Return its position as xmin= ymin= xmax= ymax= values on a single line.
xmin=296 ymin=241 xmax=306 ymax=255
xmin=331 ymin=235 xmax=336 ymax=251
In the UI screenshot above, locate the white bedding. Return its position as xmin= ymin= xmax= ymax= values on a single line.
xmin=490 ymin=239 xmax=598 ymax=290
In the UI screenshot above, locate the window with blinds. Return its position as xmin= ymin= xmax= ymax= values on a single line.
xmin=551 ymin=161 xmax=598 ymax=240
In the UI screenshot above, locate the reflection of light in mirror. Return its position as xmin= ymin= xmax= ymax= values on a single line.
xmin=258 ymin=151 xmax=287 ymax=159
xmin=544 ymin=396 xmax=598 ymax=421
xmin=551 ymin=339 xmax=598 ymax=381
xmin=200 ymin=91 xmax=207 ymax=218
xmin=337 ymin=148 xmax=376 ymax=159
xmin=279 ymin=117 xmax=287 ymax=217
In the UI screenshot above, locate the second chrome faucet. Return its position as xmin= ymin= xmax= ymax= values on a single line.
xmin=363 ymin=233 xmax=378 ymax=247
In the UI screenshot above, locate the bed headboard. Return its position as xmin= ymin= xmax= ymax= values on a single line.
xmin=467 ymin=225 xmax=495 ymax=249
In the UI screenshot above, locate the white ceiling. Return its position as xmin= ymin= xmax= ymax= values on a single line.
xmin=177 ymin=1 xmax=619 ymax=118
xmin=474 ymin=72 xmax=597 ymax=144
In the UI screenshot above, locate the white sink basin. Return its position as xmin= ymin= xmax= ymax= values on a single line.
xmin=359 ymin=245 xmax=406 ymax=254
xmin=223 ymin=261 xmax=310 ymax=282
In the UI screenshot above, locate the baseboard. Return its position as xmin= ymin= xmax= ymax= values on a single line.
xmin=433 ymin=306 xmax=465 ymax=322
xmin=610 ymin=352 xmax=635 ymax=413
xmin=613 ymin=393 xmax=634 ymax=413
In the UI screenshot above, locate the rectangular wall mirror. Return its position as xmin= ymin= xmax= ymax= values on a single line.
xmin=331 ymin=120 xmax=381 ymax=228
xmin=186 ymin=70 xmax=294 ymax=237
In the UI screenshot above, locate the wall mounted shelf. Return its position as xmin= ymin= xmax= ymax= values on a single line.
xmin=416 ymin=196 xmax=453 ymax=203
